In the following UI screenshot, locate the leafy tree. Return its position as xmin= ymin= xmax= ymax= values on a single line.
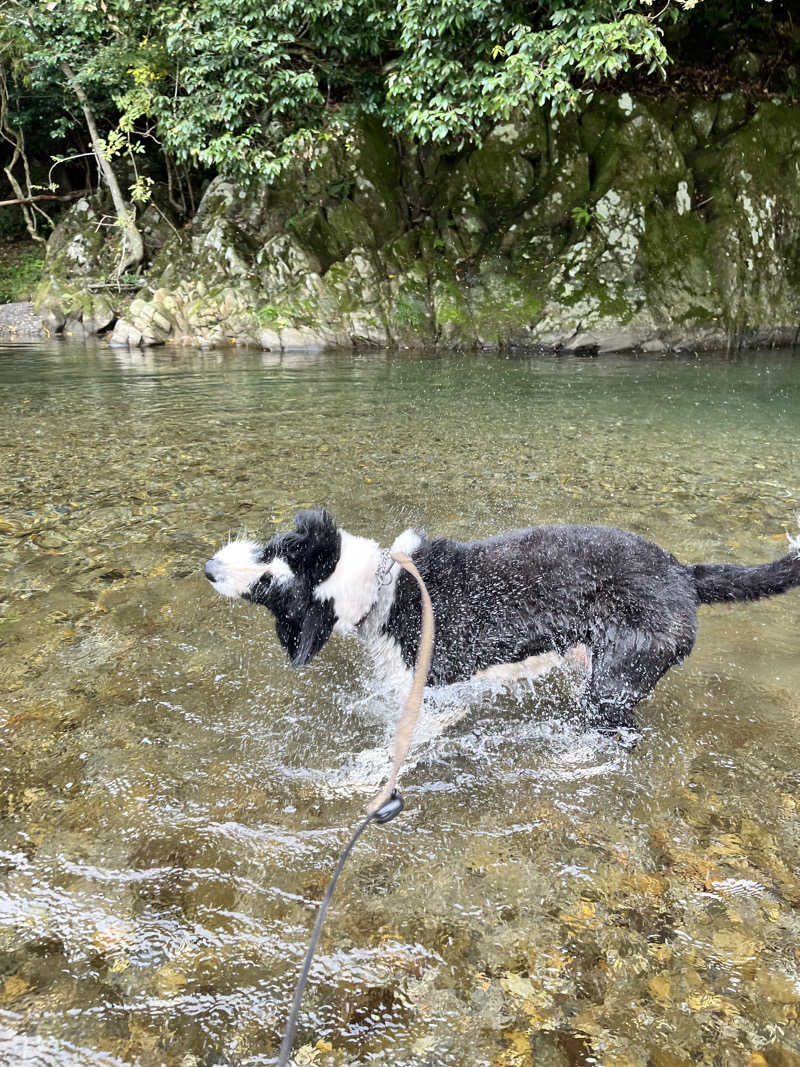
xmin=121 ymin=0 xmax=675 ymax=175
xmin=1 ymin=0 xmax=148 ymax=270
xmin=3 ymin=0 xmax=795 ymax=241
xmin=1 ymin=0 xmax=683 ymax=188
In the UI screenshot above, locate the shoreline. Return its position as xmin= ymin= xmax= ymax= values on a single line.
xmin=2 ymin=301 xmax=797 ymax=357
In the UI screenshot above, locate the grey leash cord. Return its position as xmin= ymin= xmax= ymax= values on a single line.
xmin=276 ymin=794 xmax=404 ymax=1066
xmin=276 ymin=551 xmax=434 ymax=1065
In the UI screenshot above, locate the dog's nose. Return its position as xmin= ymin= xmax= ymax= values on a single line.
xmin=205 ymin=560 xmax=220 ymax=583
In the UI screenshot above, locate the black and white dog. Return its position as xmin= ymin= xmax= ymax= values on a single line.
xmin=205 ymin=510 xmax=800 ymax=726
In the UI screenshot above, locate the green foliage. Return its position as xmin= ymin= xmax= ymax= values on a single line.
xmin=0 ymin=240 xmax=45 ymax=302
xmin=571 ymin=202 xmax=597 ymax=229
xmin=255 ymin=303 xmax=291 ymax=327
xmin=391 ymin=294 xmax=427 ymax=330
xmin=383 ymin=2 xmax=669 ymax=144
xmin=1 ymin=0 xmax=686 ymax=185
xmin=6 ymin=0 xmax=793 ymax=196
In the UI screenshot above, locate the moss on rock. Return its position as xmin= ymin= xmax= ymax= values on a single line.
xmin=41 ymin=98 xmax=800 ymax=352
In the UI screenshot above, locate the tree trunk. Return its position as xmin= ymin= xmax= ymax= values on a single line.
xmin=60 ymin=62 xmax=144 ymax=276
xmin=0 ymin=190 xmax=91 ymax=208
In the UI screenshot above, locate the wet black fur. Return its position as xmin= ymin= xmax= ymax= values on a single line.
xmin=245 ymin=510 xmax=340 ymax=667
xmin=238 ymin=511 xmax=800 ymax=725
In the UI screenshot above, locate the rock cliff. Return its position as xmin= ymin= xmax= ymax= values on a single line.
xmin=37 ymin=94 xmax=800 ymax=353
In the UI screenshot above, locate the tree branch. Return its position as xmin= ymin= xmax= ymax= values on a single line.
xmin=0 ymin=190 xmax=92 ymax=208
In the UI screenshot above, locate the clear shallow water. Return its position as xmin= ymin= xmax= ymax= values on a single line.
xmin=0 ymin=342 xmax=799 ymax=1066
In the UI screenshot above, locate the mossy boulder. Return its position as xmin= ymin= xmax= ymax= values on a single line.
xmin=591 ymin=99 xmax=687 ymax=203
xmin=713 ymin=92 xmax=749 ymax=136
xmin=45 ymin=194 xmax=115 ymax=281
xmin=707 ymin=101 xmax=800 ymax=337
xmin=36 ymin=190 xmax=180 ymax=334
xmin=466 ymin=129 xmax=537 ymax=208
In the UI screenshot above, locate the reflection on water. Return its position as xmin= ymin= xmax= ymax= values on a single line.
xmin=1 ymin=342 xmax=799 ymax=1065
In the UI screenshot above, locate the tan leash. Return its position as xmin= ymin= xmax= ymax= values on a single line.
xmin=278 ymin=549 xmax=435 ymax=1065
xmin=367 ymin=550 xmax=435 ymax=814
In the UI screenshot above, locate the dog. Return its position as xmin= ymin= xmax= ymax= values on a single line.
xmin=205 ymin=510 xmax=800 ymax=727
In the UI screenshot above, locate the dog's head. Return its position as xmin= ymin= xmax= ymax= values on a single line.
xmin=204 ymin=510 xmax=341 ymax=666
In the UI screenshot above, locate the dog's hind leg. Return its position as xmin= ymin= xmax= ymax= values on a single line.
xmin=584 ymin=630 xmax=681 ymax=730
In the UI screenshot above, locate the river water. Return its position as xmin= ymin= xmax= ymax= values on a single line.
xmin=1 ymin=343 xmax=798 ymax=1066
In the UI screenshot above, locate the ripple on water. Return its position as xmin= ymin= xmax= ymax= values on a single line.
xmin=1 ymin=344 xmax=799 ymax=1065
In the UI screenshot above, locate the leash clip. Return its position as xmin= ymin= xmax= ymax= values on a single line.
xmin=375 ymin=549 xmax=396 ymax=588
xmin=372 ymin=790 xmax=404 ymax=824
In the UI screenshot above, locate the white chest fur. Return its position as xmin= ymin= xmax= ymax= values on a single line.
xmin=313 ymin=530 xmax=383 ymax=633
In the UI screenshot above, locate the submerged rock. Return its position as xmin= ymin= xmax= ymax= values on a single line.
xmin=37 ymin=95 xmax=800 ymax=353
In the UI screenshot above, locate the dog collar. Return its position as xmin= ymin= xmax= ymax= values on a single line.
xmin=354 ymin=548 xmax=396 ymax=630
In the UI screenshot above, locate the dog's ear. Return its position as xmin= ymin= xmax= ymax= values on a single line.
xmin=290 ymin=597 xmax=336 ymax=667
xmin=273 ymin=588 xmax=336 ymax=667
xmin=286 ymin=509 xmax=340 ymax=584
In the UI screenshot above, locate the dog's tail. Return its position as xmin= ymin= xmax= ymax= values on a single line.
xmin=691 ymin=534 xmax=800 ymax=605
